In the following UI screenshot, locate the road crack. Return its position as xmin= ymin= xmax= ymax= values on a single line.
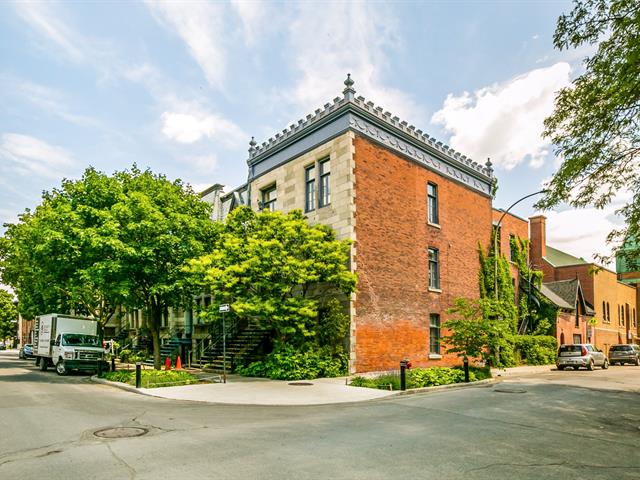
xmin=106 ymin=443 xmax=137 ymax=479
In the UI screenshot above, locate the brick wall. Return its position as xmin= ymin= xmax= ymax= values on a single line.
xmin=353 ymin=135 xmax=492 ymax=372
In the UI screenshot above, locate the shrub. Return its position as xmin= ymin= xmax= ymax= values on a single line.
xmin=514 ymin=335 xmax=557 ymax=365
xmin=408 ymin=367 xmax=475 ymax=388
xmin=350 ymin=374 xmax=400 ymax=390
xmin=350 ymin=366 xmax=492 ymax=390
xmin=100 ymin=369 xmax=200 ymax=388
xmin=236 ymin=344 xmax=348 ymax=380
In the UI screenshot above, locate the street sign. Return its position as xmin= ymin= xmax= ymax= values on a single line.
xmin=219 ymin=304 xmax=230 ymax=313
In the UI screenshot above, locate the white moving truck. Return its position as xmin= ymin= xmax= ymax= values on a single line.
xmin=34 ymin=314 xmax=108 ymax=376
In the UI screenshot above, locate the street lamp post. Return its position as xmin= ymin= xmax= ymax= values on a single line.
xmin=493 ymin=190 xmax=548 ymax=299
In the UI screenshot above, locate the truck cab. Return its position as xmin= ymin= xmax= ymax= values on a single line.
xmin=52 ymin=332 xmax=105 ymax=375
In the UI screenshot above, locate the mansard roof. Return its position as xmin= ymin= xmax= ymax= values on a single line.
xmin=245 ymin=75 xmax=495 ymax=197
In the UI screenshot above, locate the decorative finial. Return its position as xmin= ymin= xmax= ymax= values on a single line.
xmin=485 ymin=157 xmax=493 ymax=175
xmin=249 ymin=136 xmax=257 ymax=147
xmin=344 ymin=73 xmax=354 ymax=89
xmin=248 ymin=136 xmax=257 ymax=157
xmin=343 ymin=73 xmax=355 ymax=100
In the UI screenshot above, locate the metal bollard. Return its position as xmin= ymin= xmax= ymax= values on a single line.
xmin=111 ymin=356 xmax=116 ymax=372
xmin=463 ymin=356 xmax=470 ymax=383
xmin=97 ymin=360 xmax=102 ymax=376
xmin=400 ymin=359 xmax=411 ymax=390
xmin=135 ymin=362 xmax=142 ymax=388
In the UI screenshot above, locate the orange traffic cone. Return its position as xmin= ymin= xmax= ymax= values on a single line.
xmin=176 ymin=355 xmax=182 ymax=370
xmin=165 ymin=357 xmax=171 ymax=370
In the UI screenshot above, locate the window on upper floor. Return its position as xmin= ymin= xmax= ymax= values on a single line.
xmin=319 ymin=159 xmax=330 ymax=208
xmin=607 ymin=302 xmax=610 ymax=323
xmin=428 ymin=247 xmax=440 ymax=290
xmin=305 ymin=165 xmax=316 ymax=213
xmin=261 ymin=184 xmax=277 ymax=212
xmin=427 ymin=182 xmax=439 ymax=225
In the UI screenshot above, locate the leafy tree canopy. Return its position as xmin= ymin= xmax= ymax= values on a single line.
xmin=539 ymin=0 xmax=640 ymax=260
xmin=0 ymin=288 xmax=18 ymax=340
xmin=187 ymin=207 xmax=356 ymax=349
xmin=0 ymin=165 xmax=216 ymax=368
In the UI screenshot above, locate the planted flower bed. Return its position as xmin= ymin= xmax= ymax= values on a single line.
xmin=349 ymin=366 xmax=491 ymax=390
xmin=99 ymin=370 xmax=201 ymax=388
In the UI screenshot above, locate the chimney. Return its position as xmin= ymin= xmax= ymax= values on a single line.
xmin=529 ymin=215 xmax=547 ymax=269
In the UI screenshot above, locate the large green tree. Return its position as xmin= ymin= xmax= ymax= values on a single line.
xmin=187 ymin=207 xmax=356 ymax=349
xmin=539 ymin=0 xmax=640 ymax=259
xmin=1 ymin=166 xmax=216 ymax=368
xmin=0 ymin=288 xmax=18 ymax=341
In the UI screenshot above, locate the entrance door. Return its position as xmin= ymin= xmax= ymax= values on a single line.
xmin=573 ymin=334 xmax=582 ymax=344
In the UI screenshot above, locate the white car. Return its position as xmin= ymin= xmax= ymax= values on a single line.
xmin=556 ymin=344 xmax=608 ymax=371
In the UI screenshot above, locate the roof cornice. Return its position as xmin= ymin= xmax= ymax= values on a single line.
xmin=246 ymin=75 xmax=494 ymax=195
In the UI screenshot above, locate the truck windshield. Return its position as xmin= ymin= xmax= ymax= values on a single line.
xmin=61 ymin=334 xmax=100 ymax=347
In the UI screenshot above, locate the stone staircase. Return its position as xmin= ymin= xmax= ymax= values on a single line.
xmin=195 ymin=325 xmax=270 ymax=372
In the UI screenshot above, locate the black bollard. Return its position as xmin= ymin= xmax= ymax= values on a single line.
xmin=97 ymin=359 xmax=102 ymax=376
xmin=111 ymin=356 xmax=116 ymax=372
xmin=463 ymin=356 xmax=470 ymax=383
xmin=135 ymin=362 xmax=142 ymax=388
xmin=400 ymin=359 xmax=409 ymax=391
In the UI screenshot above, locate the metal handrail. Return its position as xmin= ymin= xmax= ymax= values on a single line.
xmin=194 ymin=317 xmax=245 ymax=364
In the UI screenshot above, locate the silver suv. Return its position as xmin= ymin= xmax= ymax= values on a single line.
xmin=556 ymin=344 xmax=609 ymax=371
xmin=608 ymin=344 xmax=640 ymax=366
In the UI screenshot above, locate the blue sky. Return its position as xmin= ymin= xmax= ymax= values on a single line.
xmin=0 ymin=0 xmax=622 ymax=264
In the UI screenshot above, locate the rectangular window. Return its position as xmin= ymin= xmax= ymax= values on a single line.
xmin=319 ymin=159 xmax=330 ymax=207
xmin=305 ymin=165 xmax=316 ymax=212
xmin=261 ymin=185 xmax=277 ymax=211
xmin=427 ymin=182 xmax=439 ymax=225
xmin=428 ymin=247 xmax=440 ymax=290
xmin=429 ymin=314 xmax=441 ymax=355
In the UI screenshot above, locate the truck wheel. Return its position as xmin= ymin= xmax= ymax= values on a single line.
xmin=56 ymin=359 xmax=68 ymax=376
xmin=39 ymin=357 xmax=48 ymax=372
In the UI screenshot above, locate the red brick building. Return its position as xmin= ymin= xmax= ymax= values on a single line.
xmin=214 ymin=76 xmax=496 ymax=373
xmin=529 ymin=215 xmax=636 ymax=352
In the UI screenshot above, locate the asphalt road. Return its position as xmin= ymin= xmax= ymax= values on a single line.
xmin=2 ymin=350 xmax=640 ymax=480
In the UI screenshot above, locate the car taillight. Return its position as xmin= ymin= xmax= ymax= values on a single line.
xmin=581 ymin=346 xmax=588 ymax=356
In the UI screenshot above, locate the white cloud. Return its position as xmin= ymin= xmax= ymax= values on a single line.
xmin=283 ymin=2 xmax=422 ymax=124
xmin=160 ymin=110 xmax=246 ymax=148
xmin=432 ymin=62 xmax=572 ymax=169
xmin=0 ymin=133 xmax=76 ymax=179
xmin=230 ymin=0 xmax=267 ymax=47
xmin=145 ymin=0 xmax=226 ymax=90
xmin=543 ymin=192 xmax=631 ymax=268
xmin=14 ymin=1 xmax=85 ymax=62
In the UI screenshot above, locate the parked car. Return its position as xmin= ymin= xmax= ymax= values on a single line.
xmin=556 ymin=344 xmax=609 ymax=371
xmin=19 ymin=344 xmax=34 ymax=359
xmin=608 ymin=344 xmax=640 ymax=366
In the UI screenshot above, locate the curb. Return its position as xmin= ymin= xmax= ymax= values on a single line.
xmin=387 ymin=377 xmax=499 ymax=397
xmin=90 ymin=375 xmax=154 ymax=398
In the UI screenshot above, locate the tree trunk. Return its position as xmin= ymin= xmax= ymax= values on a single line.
xmin=150 ymin=300 xmax=163 ymax=370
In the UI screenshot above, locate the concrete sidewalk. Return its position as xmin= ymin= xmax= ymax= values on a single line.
xmin=139 ymin=376 xmax=395 ymax=405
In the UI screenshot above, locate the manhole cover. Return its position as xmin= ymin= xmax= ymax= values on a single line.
xmin=94 ymin=427 xmax=148 ymax=439
xmin=493 ymin=388 xmax=527 ymax=394
xmin=288 ymin=382 xmax=313 ymax=386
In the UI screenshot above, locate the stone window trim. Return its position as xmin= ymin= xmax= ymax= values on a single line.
xmin=428 ymin=354 xmax=443 ymax=360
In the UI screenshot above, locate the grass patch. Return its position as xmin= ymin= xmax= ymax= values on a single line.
xmin=349 ymin=366 xmax=492 ymax=391
xmin=100 ymin=369 xmax=200 ymax=388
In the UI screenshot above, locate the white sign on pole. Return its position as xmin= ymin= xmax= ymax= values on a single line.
xmin=219 ymin=304 xmax=230 ymax=313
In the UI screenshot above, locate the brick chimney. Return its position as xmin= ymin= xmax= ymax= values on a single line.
xmin=529 ymin=215 xmax=547 ymax=270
